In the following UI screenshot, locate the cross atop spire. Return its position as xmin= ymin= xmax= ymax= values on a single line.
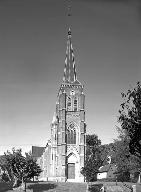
xmin=63 ymin=28 xmax=79 ymax=84
xmin=67 ymin=0 xmax=71 ymax=17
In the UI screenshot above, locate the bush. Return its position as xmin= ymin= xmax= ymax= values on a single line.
xmin=97 ymin=178 xmax=117 ymax=182
xmin=1 ymin=173 xmax=10 ymax=182
xmin=89 ymin=184 xmax=103 ymax=192
xmin=117 ymin=171 xmax=130 ymax=182
xmin=130 ymin=172 xmax=140 ymax=183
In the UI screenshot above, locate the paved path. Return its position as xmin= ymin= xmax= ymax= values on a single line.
xmin=104 ymin=185 xmax=124 ymax=192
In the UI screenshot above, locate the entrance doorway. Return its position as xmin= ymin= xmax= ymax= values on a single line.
xmin=68 ymin=163 xmax=75 ymax=179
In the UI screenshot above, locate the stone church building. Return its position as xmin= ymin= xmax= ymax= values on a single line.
xmin=35 ymin=29 xmax=86 ymax=182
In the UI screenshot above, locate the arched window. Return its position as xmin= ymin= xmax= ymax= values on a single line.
xmin=67 ymin=97 xmax=72 ymax=111
xmin=74 ymin=130 xmax=76 ymax=144
xmin=67 ymin=130 xmax=71 ymax=144
xmin=70 ymin=130 xmax=73 ymax=143
xmin=74 ymin=97 xmax=78 ymax=111
xmin=67 ymin=123 xmax=76 ymax=144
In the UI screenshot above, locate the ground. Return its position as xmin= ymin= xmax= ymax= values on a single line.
xmin=1 ymin=181 xmax=141 ymax=192
xmin=4 ymin=182 xmax=87 ymax=192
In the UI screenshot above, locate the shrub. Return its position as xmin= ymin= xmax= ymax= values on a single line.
xmin=1 ymin=173 xmax=9 ymax=182
xmin=117 ymin=171 xmax=130 ymax=182
xmin=89 ymin=184 xmax=103 ymax=192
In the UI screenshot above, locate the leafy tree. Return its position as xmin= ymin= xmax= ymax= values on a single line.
xmin=117 ymin=81 xmax=141 ymax=181
xmin=118 ymin=82 xmax=141 ymax=159
xmin=100 ymin=143 xmax=115 ymax=165
xmin=0 ymin=155 xmax=13 ymax=182
xmin=0 ymin=148 xmax=42 ymax=191
xmin=24 ymin=152 xmax=42 ymax=181
xmin=81 ymin=134 xmax=109 ymax=182
xmin=113 ymin=138 xmax=131 ymax=181
xmin=113 ymin=127 xmax=141 ymax=182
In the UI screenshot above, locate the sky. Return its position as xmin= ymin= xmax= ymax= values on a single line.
xmin=0 ymin=0 xmax=141 ymax=154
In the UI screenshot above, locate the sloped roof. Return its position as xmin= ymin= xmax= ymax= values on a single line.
xmin=99 ymin=164 xmax=111 ymax=173
xmin=98 ymin=164 xmax=116 ymax=173
xmin=32 ymin=146 xmax=45 ymax=158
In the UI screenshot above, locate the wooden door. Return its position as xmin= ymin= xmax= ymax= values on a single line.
xmin=68 ymin=163 xmax=75 ymax=179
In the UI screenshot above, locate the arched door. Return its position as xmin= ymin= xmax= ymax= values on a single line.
xmin=68 ymin=163 xmax=75 ymax=179
xmin=67 ymin=153 xmax=77 ymax=179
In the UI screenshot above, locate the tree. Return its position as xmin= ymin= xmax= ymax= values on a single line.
xmin=0 ymin=148 xmax=42 ymax=191
xmin=100 ymin=143 xmax=115 ymax=165
xmin=81 ymin=134 xmax=109 ymax=182
xmin=24 ymin=152 xmax=42 ymax=181
xmin=118 ymin=82 xmax=141 ymax=159
xmin=112 ymin=137 xmax=131 ymax=181
xmin=0 ymin=155 xmax=13 ymax=182
xmin=113 ymin=127 xmax=141 ymax=182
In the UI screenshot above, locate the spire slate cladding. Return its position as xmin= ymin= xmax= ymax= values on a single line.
xmin=63 ymin=28 xmax=80 ymax=84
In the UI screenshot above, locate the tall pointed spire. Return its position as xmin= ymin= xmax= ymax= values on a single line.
xmin=63 ymin=28 xmax=77 ymax=83
xmin=63 ymin=1 xmax=80 ymax=84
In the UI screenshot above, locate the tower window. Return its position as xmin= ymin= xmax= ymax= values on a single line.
xmin=67 ymin=123 xmax=76 ymax=144
xmin=74 ymin=97 xmax=78 ymax=111
xmin=67 ymin=97 xmax=72 ymax=111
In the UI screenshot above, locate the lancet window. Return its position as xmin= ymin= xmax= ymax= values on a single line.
xmin=67 ymin=97 xmax=72 ymax=111
xmin=74 ymin=97 xmax=78 ymax=111
xmin=67 ymin=123 xmax=76 ymax=144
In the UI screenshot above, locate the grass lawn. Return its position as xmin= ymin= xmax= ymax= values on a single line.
xmin=5 ymin=182 xmax=87 ymax=192
xmin=90 ymin=181 xmax=141 ymax=192
xmin=3 ymin=181 xmax=141 ymax=192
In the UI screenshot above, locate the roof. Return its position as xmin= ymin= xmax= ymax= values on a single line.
xmin=98 ymin=164 xmax=116 ymax=173
xmin=99 ymin=164 xmax=111 ymax=173
xmin=32 ymin=146 xmax=45 ymax=158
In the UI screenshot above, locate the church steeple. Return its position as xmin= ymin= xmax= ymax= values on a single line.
xmin=63 ymin=28 xmax=78 ymax=84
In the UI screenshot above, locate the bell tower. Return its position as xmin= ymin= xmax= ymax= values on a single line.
xmin=35 ymin=1 xmax=86 ymax=182
xmin=51 ymin=29 xmax=86 ymax=182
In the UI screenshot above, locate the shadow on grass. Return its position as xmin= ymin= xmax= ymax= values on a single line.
xmin=28 ymin=183 xmax=57 ymax=192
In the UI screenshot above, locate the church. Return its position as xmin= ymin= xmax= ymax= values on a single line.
xmin=35 ymin=28 xmax=86 ymax=182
